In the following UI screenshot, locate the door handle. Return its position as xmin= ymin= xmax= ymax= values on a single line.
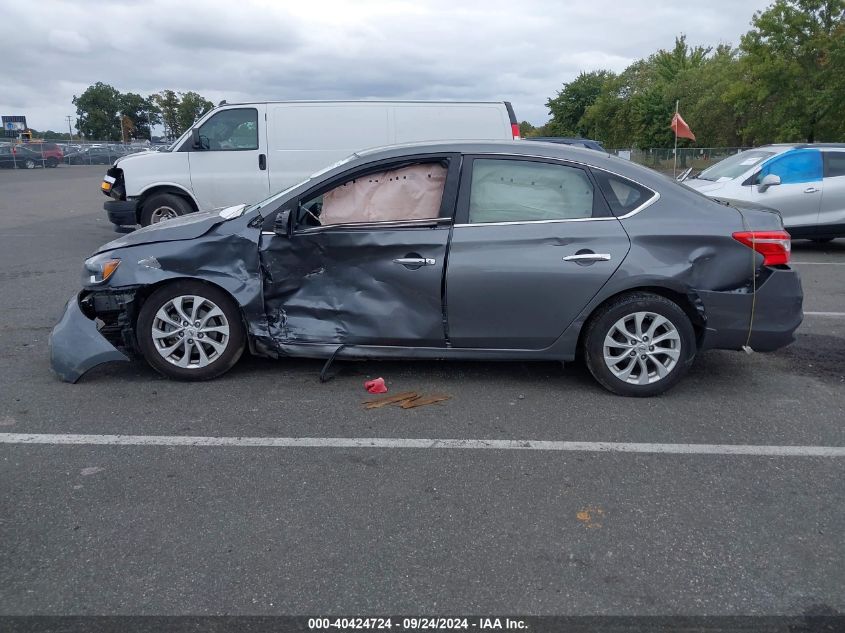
xmin=563 ymin=253 xmax=611 ymax=262
xmin=258 ymin=153 xmax=266 ymax=170
xmin=393 ymin=257 xmax=436 ymax=266
xmin=803 ymin=187 xmax=819 ymax=193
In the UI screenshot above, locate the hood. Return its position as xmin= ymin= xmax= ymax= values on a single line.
xmin=95 ymin=210 xmax=224 ymax=254
xmin=682 ymin=178 xmax=728 ymax=193
xmin=114 ymin=149 xmax=161 ymax=167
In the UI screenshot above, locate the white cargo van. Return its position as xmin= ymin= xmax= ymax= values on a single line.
xmin=102 ymin=100 xmax=520 ymax=227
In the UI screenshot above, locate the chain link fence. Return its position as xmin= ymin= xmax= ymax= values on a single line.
xmin=607 ymin=147 xmax=751 ymax=174
xmin=0 ymin=139 xmax=170 ymax=170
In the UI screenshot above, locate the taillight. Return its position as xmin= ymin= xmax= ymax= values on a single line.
xmin=511 ymin=123 xmax=521 ymax=139
xmin=732 ymin=230 xmax=791 ymax=266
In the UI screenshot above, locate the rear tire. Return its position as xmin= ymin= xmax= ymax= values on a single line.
xmin=46 ymin=157 xmax=59 ymax=168
xmin=140 ymin=193 xmax=193 ymax=226
xmin=137 ymin=281 xmax=245 ymax=381
xmin=23 ymin=158 xmax=36 ymax=169
xmin=583 ymin=292 xmax=696 ymax=397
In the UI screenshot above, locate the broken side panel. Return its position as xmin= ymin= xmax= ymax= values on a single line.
xmin=259 ymin=224 xmax=450 ymax=348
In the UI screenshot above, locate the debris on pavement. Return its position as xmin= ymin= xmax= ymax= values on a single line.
xmin=363 ymin=392 xmax=451 ymax=410
xmin=364 ymin=377 xmax=388 ymax=394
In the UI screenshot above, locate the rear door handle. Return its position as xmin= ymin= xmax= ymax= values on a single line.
xmin=563 ymin=253 xmax=611 ymax=262
xmin=258 ymin=153 xmax=266 ymax=170
xmin=393 ymin=257 xmax=436 ymax=267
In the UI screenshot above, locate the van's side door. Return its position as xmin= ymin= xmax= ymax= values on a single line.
xmin=187 ymin=105 xmax=270 ymax=210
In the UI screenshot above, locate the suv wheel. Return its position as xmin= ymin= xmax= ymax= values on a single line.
xmin=583 ymin=292 xmax=696 ymax=397
xmin=140 ymin=193 xmax=193 ymax=226
xmin=137 ymin=281 xmax=245 ymax=381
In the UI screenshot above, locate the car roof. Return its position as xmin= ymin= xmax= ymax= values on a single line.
xmin=332 ymin=140 xmax=663 ymax=188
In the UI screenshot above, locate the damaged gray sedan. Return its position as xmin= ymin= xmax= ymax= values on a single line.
xmin=50 ymin=141 xmax=803 ymax=396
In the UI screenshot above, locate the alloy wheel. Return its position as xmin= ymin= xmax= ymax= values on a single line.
xmin=150 ymin=205 xmax=178 ymax=223
xmin=603 ymin=311 xmax=681 ymax=385
xmin=151 ymin=295 xmax=230 ymax=369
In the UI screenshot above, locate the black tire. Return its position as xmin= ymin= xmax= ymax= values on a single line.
xmin=46 ymin=157 xmax=59 ymax=168
xmin=139 ymin=192 xmax=193 ymax=226
xmin=137 ymin=281 xmax=246 ymax=381
xmin=23 ymin=158 xmax=36 ymax=169
xmin=583 ymin=292 xmax=696 ymax=397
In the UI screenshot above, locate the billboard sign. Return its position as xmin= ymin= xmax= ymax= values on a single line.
xmin=3 ymin=115 xmax=28 ymax=137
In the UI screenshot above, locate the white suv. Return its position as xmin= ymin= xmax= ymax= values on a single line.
xmin=683 ymin=144 xmax=845 ymax=242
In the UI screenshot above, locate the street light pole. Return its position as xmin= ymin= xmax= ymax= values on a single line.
xmin=65 ymin=115 xmax=74 ymax=142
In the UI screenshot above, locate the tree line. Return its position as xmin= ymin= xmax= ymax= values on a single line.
xmin=72 ymin=83 xmax=214 ymax=141
xmin=521 ymin=0 xmax=844 ymax=149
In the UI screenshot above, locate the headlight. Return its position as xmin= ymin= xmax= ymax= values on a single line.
xmin=84 ymin=256 xmax=121 ymax=284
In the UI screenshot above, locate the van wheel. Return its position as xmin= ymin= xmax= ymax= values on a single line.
xmin=137 ymin=281 xmax=245 ymax=381
xmin=140 ymin=193 xmax=193 ymax=226
xmin=583 ymin=292 xmax=696 ymax=397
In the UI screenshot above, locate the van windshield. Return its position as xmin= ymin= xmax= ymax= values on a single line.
xmin=695 ymin=150 xmax=776 ymax=181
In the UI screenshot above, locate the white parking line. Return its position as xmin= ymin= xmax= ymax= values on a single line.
xmin=804 ymin=311 xmax=845 ymax=318
xmin=0 ymin=433 xmax=843 ymax=457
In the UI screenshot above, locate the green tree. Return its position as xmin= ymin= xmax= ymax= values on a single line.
xmin=150 ymin=90 xmax=181 ymax=139
xmin=72 ymin=82 xmax=122 ymax=140
xmin=518 ymin=120 xmax=536 ymax=137
xmin=546 ymin=70 xmax=615 ymax=137
xmin=120 ymin=92 xmax=161 ymax=140
xmin=177 ymin=91 xmax=214 ymax=133
xmin=737 ymin=0 xmax=845 ymax=142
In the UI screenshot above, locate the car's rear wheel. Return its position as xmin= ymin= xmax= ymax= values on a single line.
xmin=46 ymin=157 xmax=59 ymax=168
xmin=23 ymin=158 xmax=36 ymax=169
xmin=583 ymin=292 xmax=696 ymax=397
xmin=137 ymin=281 xmax=245 ymax=381
xmin=140 ymin=193 xmax=192 ymax=226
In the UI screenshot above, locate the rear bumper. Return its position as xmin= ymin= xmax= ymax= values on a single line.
xmin=699 ymin=267 xmax=803 ymax=352
xmin=49 ymin=293 xmax=130 ymax=383
xmin=104 ymin=199 xmax=138 ymax=227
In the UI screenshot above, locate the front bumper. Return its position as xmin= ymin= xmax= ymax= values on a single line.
xmin=49 ymin=293 xmax=130 ymax=383
xmin=699 ymin=267 xmax=803 ymax=352
xmin=104 ymin=199 xmax=138 ymax=227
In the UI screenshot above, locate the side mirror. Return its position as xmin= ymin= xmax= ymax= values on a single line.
xmin=273 ymin=209 xmax=293 ymax=237
xmin=191 ymin=128 xmax=204 ymax=150
xmin=758 ymin=173 xmax=781 ymax=192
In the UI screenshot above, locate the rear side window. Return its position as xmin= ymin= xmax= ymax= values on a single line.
xmin=592 ymin=170 xmax=656 ymax=216
xmin=468 ymin=159 xmax=595 ymax=223
xmin=756 ymin=149 xmax=822 ymax=184
xmin=824 ymin=152 xmax=845 ymax=178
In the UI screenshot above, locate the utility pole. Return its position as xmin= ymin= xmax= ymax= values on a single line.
xmin=65 ymin=115 xmax=74 ymax=142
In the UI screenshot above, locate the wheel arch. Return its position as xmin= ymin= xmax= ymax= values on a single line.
xmin=130 ymin=277 xmax=253 ymax=354
xmin=574 ymin=283 xmax=707 ymax=356
xmin=136 ymin=184 xmax=199 ymax=220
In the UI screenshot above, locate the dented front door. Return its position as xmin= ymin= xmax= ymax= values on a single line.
xmin=259 ymin=220 xmax=451 ymax=347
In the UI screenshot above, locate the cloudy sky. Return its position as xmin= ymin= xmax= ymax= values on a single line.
xmin=2 ymin=0 xmax=772 ymax=134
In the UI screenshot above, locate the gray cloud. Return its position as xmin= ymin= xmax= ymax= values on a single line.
xmin=0 ymin=0 xmax=771 ymax=132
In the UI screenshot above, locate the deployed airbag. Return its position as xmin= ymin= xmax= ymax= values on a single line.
xmin=320 ymin=163 xmax=447 ymax=225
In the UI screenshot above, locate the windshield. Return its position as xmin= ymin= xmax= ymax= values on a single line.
xmin=696 ymin=150 xmax=776 ymax=181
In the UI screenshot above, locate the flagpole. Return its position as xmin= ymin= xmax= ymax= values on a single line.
xmin=673 ymin=100 xmax=679 ymax=179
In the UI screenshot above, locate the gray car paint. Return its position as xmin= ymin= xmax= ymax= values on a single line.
xmin=48 ymin=140 xmax=803 ymax=383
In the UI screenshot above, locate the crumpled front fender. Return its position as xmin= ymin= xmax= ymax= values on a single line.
xmin=49 ymin=294 xmax=130 ymax=383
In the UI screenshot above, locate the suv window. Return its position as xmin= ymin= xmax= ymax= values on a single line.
xmin=824 ymin=152 xmax=845 ymax=178
xmin=592 ymin=170 xmax=656 ymax=216
xmin=197 ymin=108 xmax=258 ymax=151
xmin=468 ymin=159 xmax=594 ymax=223
xmin=755 ymin=149 xmax=822 ymax=185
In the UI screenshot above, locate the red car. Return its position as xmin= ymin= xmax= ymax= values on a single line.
xmin=11 ymin=142 xmax=64 ymax=168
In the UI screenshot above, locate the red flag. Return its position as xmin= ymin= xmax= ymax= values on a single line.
xmin=670 ymin=112 xmax=696 ymax=141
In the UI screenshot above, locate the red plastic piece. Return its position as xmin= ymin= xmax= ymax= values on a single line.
xmin=364 ymin=377 xmax=388 ymax=394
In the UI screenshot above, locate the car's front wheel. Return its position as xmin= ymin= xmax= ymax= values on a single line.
xmin=23 ymin=158 xmax=36 ymax=169
xmin=137 ymin=281 xmax=246 ymax=381
xmin=583 ymin=292 xmax=696 ymax=397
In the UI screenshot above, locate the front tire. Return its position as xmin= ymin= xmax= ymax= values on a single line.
xmin=137 ymin=281 xmax=246 ymax=381
xmin=139 ymin=193 xmax=193 ymax=226
xmin=23 ymin=158 xmax=36 ymax=169
xmin=583 ymin=292 xmax=696 ymax=397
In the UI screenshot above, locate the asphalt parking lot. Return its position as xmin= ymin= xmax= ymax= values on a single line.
xmin=0 ymin=166 xmax=843 ymax=616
